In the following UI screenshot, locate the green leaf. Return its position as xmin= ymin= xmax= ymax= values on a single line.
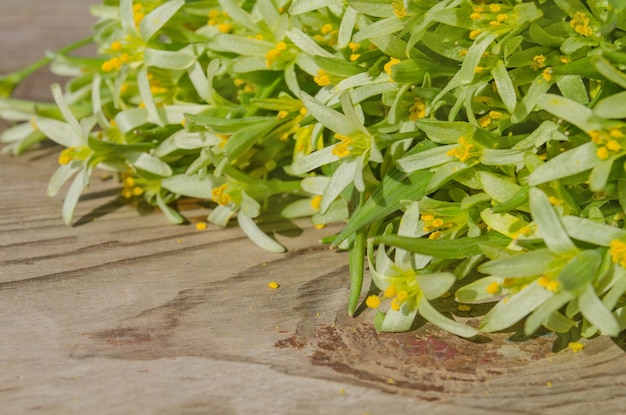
xmin=139 ymin=0 xmax=184 ymax=41
xmin=161 ymin=174 xmax=216 ymax=199
xmin=456 ymin=276 xmax=506 ymax=304
xmin=378 ymin=303 xmax=419 ymax=332
xmin=127 ymin=152 xmax=173 ymax=177
xmin=62 ymin=169 xmax=87 ymax=225
xmin=579 ymin=284 xmax=621 ymax=337
xmin=156 ymin=192 xmax=184 ymax=224
xmin=34 ymin=117 xmax=82 ymax=148
xmin=224 ymin=120 xmax=277 ymax=161
xmin=415 ymin=119 xmax=476 ymax=145
xmin=320 ymin=156 xmax=360 ymax=213
xmin=535 ymin=93 xmax=603 ymax=133
xmin=479 ymin=282 xmax=553 ymax=333
xmin=371 ymin=232 xmax=509 ymax=260
xmin=415 ymin=272 xmax=456 ymax=300
xmin=529 ymin=188 xmax=579 ymax=257
xmin=143 ymin=47 xmax=197 ymax=70
xmin=237 ymin=213 xmax=285 ymax=253
xmin=332 ymin=167 xmax=434 ymax=245
xmin=300 ymin=92 xmax=358 ymax=136
xmin=527 ymin=142 xmax=598 ymax=186
xmin=594 ymin=90 xmax=626 ymax=119
xmin=418 ymin=296 xmax=478 ymax=338
xmin=48 ymin=163 xmax=81 ymax=197
xmin=491 ymin=60 xmax=517 ymax=113
xmin=478 ymin=249 xmax=559 ymax=278
xmin=558 ymin=250 xmax=602 ymax=295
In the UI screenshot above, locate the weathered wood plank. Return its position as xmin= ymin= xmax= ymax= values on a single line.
xmin=2 ymin=2 xmax=626 ymax=414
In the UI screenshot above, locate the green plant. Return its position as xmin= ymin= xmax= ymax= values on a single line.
xmin=3 ymin=0 xmax=626 ymax=343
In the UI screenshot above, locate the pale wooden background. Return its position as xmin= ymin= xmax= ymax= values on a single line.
xmin=1 ymin=2 xmax=626 ymax=414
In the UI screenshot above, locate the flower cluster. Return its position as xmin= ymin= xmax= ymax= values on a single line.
xmin=3 ymin=0 xmax=626 ymax=345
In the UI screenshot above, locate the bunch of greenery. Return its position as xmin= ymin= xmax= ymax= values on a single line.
xmin=3 ymin=0 xmax=626 ymax=342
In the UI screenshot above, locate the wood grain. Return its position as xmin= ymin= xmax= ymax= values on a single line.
xmin=2 ymin=2 xmax=626 ymax=414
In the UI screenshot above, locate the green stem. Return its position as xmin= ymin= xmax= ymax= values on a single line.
xmin=0 ymin=36 xmax=93 ymax=97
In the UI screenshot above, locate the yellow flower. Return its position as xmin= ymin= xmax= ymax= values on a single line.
xmin=570 ymin=12 xmax=593 ymax=37
xmin=531 ymin=55 xmax=546 ymax=69
xmin=392 ymin=2 xmax=406 ymax=18
xmin=57 ymin=148 xmax=74 ymax=165
xmin=542 ymin=67 xmax=553 ymax=82
xmin=446 ymin=136 xmax=474 ymax=162
xmin=610 ymin=239 xmax=626 ymax=267
xmin=332 ymin=142 xmax=351 ymax=158
xmin=314 ymin=69 xmax=332 ymax=86
xmin=211 ymin=183 xmax=232 ymax=206
xmin=384 ymin=57 xmax=401 ymax=78
xmin=409 ymin=98 xmax=426 ymax=120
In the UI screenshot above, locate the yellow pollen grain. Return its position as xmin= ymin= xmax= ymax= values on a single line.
xmin=469 ymin=29 xmax=482 ymax=40
xmin=195 ymin=221 xmax=208 ymax=231
xmin=537 ymin=276 xmax=550 ymax=287
xmin=597 ymin=146 xmax=610 ymax=160
xmin=457 ymin=304 xmax=472 ymax=312
xmin=218 ymin=23 xmax=232 ymax=33
xmin=486 ymin=281 xmax=500 ymax=294
xmin=496 ymin=13 xmax=508 ymax=22
xmin=396 ymin=291 xmax=408 ymax=301
xmin=384 ymin=285 xmax=397 ymax=298
xmin=320 ymin=24 xmax=333 ymax=35
xmin=267 ymin=281 xmax=280 ymax=289
xmin=546 ymin=280 xmax=560 ymax=293
xmin=607 ymin=140 xmax=622 ymax=151
xmin=489 ymin=20 xmax=501 ymax=27
xmin=431 ymin=218 xmax=444 ymax=228
xmin=390 ymin=298 xmax=401 ymax=311
xmin=384 ymin=57 xmax=401 ymax=77
xmin=610 ymin=128 xmax=624 ymax=138
xmin=277 ymin=110 xmax=289 ymax=119
xmin=310 ymin=195 xmax=323 ymax=211
xmin=489 ymin=4 xmax=502 ymax=13
xmin=366 ymin=295 xmax=381 ymax=309
xmin=428 ymin=231 xmax=441 ymax=240
xmin=110 ymin=41 xmax=122 ymax=51
xmin=568 ymin=341 xmax=584 ymax=353
xmin=350 ymin=53 xmax=360 ymax=62
xmin=470 ymin=12 xmax=482 ymax=21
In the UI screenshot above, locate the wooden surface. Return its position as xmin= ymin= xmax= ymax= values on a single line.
xmin=2 ymin=2 xmax=626 ymax=414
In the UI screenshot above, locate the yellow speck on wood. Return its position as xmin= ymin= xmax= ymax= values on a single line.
xmin=267 ymin=281 xmax=280 ymax=289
